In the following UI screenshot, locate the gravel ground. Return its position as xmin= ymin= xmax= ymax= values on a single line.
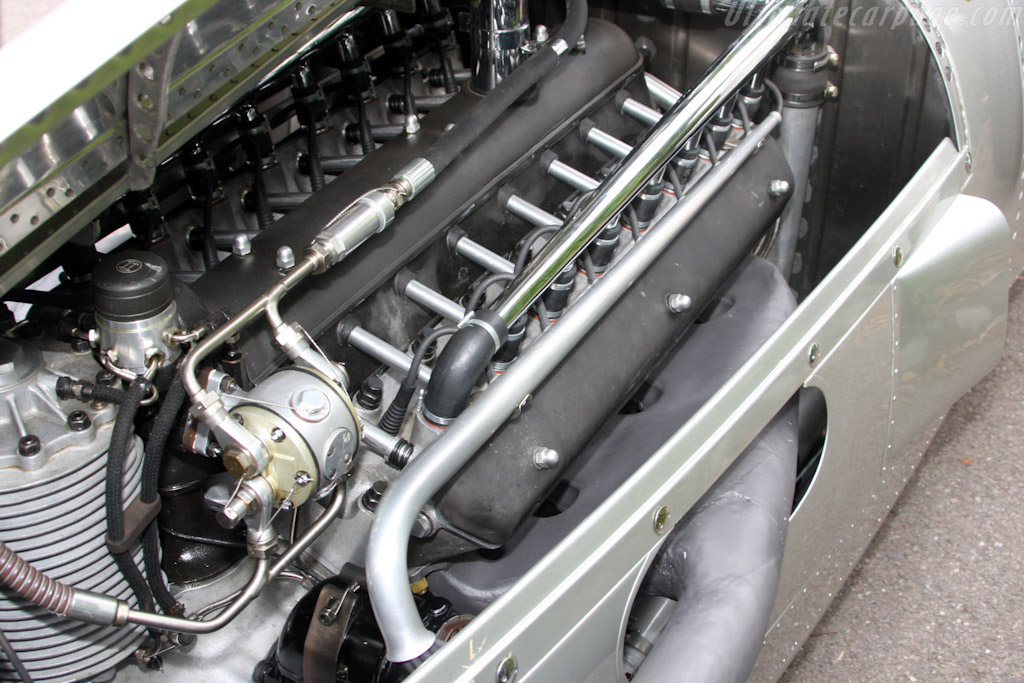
xmin=781 ymin=278 xmax=1024 ymax=682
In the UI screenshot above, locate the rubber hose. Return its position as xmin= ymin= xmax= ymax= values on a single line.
xmin=306 ymin=127 xmax=325 ymax=192
xmin=380 ymin=326 xmax=458 ymax=434
xmin=421 ymin=0 xmax=587 ymax=174
xmin=464 ymin=272 xmax=515 ymax=312
xmin=200 ymin=178 xmax=219 ymax=270
xmin=106 ymin=378 xmax=156 ymax=614
xmin=243 ymin=137 xmax=274 ymax=229
xmin=139 ymin=373 xmax=187 ymax=614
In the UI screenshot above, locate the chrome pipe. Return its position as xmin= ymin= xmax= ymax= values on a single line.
xmin=403 ymin=278 xmax=467 ymax=322
xmin=546 ymin=159 xmax=600 ymax=192
xmin=586 ymin=127 xmax=632 ymax=159
xmin=504 ymin=194 xmax=562 ymax=227
xmin=644 ymin=72 xmax=684 ymax=111
xmin=489 ymin=0 xmax=805 ymax=327
xmin=367 ymin=111 xmax=784 ymax=663
xmin=452 ymin=234 xmax=515 ymax=274
xmin=621 ymin=97 xmax=663 ymax=127
xmin=347 ymin=326 xmax=432 ymax=385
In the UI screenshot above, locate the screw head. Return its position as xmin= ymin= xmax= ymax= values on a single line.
xmin=824 ymin=82 xmax=839 ymax=99
xmin=17 ymin=435 xmax=41 ymax=457
xmin=768 ymin=179 xmax=791 ymax=198
xmin=496 ymin=655 xmax=518 ymax=683
xmin=827 ymin=45 xmax=840 ymax=67
xmin=653 ymin=505 xmax=670 ymax=534
xmin=808 ymin=343 xmax=820 ymax=365
xmin=206 ymin=442 xmax=223 ymax=458
xmin=67 ymin=410 xmax=91 ymax=431
xmin=276 ymin=245 xmax=296 ymax=270
xmin=667 ymin=293 xmax=692 ymax=314
xmin=290 ymin=386 xmax=330 ymax=422
xmin=964 ymin=153 xmax=972 ymax=174
xmin=270 ymin=428 xmax=286 ymax=443
xmin=893 ymin=245 xmax=904 ymax=268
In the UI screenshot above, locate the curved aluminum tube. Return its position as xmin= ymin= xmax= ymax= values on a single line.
xmin=489 ymin=0 xmax=806 ymax=327
xmin=366 ymin=112 xmax=782 ymax=663
xmin=123 ymin=485 xmax=345 ymax=632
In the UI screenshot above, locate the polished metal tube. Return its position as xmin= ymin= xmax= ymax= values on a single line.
xmin=469 ymin=0 xmax=530 ymax=92
xmin=347 ymin=326 xmax=432 ymax=384
xmin=489 ymin=0 xmax=804 ymax=327
xmin=622 ymin=97 xmax=663 ymax=127
xmin=403 ymin=278 xmax=467 ymax=322
xmin=367 ymin=111 xmax=784 ymax=663
xmin=452 ymin=235 xmax=515 ymax=274
xmin=586 ymin=127 xmax=633 ymax=159
xmin=546 ymin=159 xmax=600 ymax=192
xmin=122 ymin=485 xmax=345 ymax=632
xmin=644 ymin=72 xmax=684 ymax=110
xmin=505 ymin=194 xmax=562 ymax=227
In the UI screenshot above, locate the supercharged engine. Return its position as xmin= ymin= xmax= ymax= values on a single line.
xmin=0 ymin=0 xmax=963 ymax=680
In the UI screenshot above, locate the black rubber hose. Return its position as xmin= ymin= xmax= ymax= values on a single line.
xmin=140 ymin=373 xmax=186 ymax=614
xmin=106 ymin=377 xmax=156 ymax=614
xmin=0 ymin=628 xmax=33 ymax=683
xmin=421 ymin=0 xmax=587 ymax=174
xmin=514 ymin=225 xmax=560 ymax=275
xmin=306 ymin=127 xmax=326 ymax=192
xmin=402 ymin=54 xmax=419 ymax=125
xmin=380 ymin=326 xmax=458 ymax=435
xmin=342 ymin=82 xmax=375 ymax=155
xmin=422 ymin=310 xmax=509 ymax=424
xmin=428 ymin=33 xmax=457 ymax=94
xmin=55 ymin=376 xmax=128 ymax=404
xmin=464 ymin=272 xmax=515 ymax=312
xmin=242 ymin=137 xmax=275 ymax=229
xmin=200 ymin=178 xmax=219 ymax=270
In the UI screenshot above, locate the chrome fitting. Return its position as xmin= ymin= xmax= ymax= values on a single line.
xmin=68 ymin=590 xmax=127 ymax=627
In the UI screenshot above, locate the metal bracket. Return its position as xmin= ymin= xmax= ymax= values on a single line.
xmin=127 ymin=33 xmax=182 ymax=190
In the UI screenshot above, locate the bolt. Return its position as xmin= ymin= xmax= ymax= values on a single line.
xmin=893 ymin=245 xmax=904 ymax=268
xmin=824 ymin=82 xmax=839 ymax=99
xmin=534 ymin=24 xmax=549 ymax=42
xmin=768 ymin=179 xmax=791 ymax=198
xmin=71 ymin=338 xmax=91 ymax=353
xmin=67 ymin=410 xmax=91 ymax=431
xmin=808 ymin=342 xmax=820 ymax=365
xmin=362 ymin=480 xmax=388 ymax=510
xmin=531 ymin=447 xmax=560 ymax=470
xmin=222 ymin=445 xmax=258 ymax=478
xmin=294 ymin=470 xmax=312 ymax=487
xmin=827 ymin=45 xmax=840 ymax=67
xmin=496 ymin=655 xmax=518 ymax=683
xmin=232 ymin=413 xmax=245 ymax=426
xmin=290 ymin=386 xmax=329 ymax=422
xmin=270 ymin=428 xmax=286 ymax=443
xmin=220 ymin=376 xmax=238 ymax=393
xmin=233 ymin=234 xmax=252 ymax=257
xmin=96 ymin=370 xmax=117 ymax=386
xmin=653 ymin=505 xmax=670 ymax=534
xmin=276 ymin=245 xmax=296 ymax=270
xmin=666 ymin=293 xmax=692 ymax=314
xmin=17 ymin=435 xmax=41 ymax=457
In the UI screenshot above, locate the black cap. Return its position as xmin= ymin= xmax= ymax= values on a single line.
xmin=93 ymin=250 xmax=173 ymax=322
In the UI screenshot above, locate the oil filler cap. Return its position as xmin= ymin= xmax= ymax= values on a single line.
xmin=93 ymin=250 xmax=173 ymax=322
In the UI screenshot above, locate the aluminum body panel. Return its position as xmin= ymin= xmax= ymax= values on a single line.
xmin=0 ymin=0 xmax=364 ymax=296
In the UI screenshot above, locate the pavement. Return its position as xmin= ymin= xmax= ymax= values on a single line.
xmin=781 ymin=279 xmax=1024 ymax=682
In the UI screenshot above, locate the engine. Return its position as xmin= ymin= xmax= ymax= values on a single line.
xmin=0 ymin=0 xmax=956 ymax=680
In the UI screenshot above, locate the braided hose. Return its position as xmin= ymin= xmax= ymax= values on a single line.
xmin=0 ymin=540 xmax=74 ymax=617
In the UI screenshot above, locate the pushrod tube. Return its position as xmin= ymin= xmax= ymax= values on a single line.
xmin=367 ymin=111 xmax=783 ymax=663
xmin=488 ymin=0 xmax=807 ymax=328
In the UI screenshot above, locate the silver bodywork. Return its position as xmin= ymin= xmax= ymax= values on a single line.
xmin=0 ymin=0 xmax=1021 ymax=679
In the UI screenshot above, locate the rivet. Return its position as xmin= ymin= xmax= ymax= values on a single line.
xmin=496 ymin=655 xmax=518 ymax=683
xmin=653 ymin=505 xmax=670 ymax=534
xmin=893 ymin=244 xmax=903 ymax=267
